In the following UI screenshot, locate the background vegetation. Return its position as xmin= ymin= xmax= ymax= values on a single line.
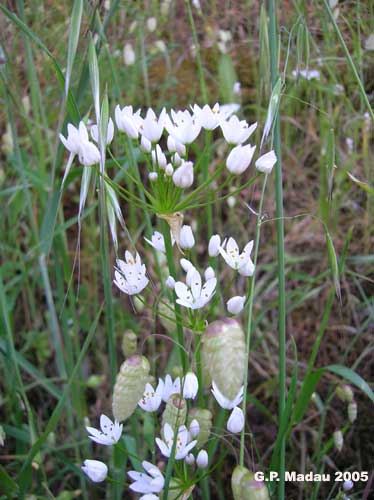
xmin=0 ymin=0 xmax=373 ymax=498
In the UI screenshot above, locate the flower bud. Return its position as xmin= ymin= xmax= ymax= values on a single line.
xmin=165 ymin=163 xmax=174 ymax=176
xmin=123 ymin=43 xmax=136 ymax=66
xmin=173 ymin=162 xmax=194 ymax=188
xmin=204 ymin=266 xmax=215 ymax=281
xmin=121 ymin=330 xmax=137 ymax=357
xmin=172 ymin=152 xmax=183 ymax=166
xmin=167 ymin=479 xmax=195 ymax=500
xmin=226 ymin=144 xmax=256 ymax=175
xmin=112 ymin=355 xmax=150 ymax=421
xmin=166 ymin=276 xmax=176 ymax=289
xmin=227 ymin=406 xmax=245 ymax=433
xmin=161 ymin=395 xmax=187 ymax=432
xmin=185 ymin=453 xmax=195 ymax=465
xmin=146 ymin=17 xmax=157 ymax=32
xmin=81 ymin=459 xmax=108 ymax=483
xmin=347 ymin=401 xmax=357 ymax=423
xmin=187 ymin=408 xmax=212 ymax=449
xmin=158 ymin=299 xmax=176 ymax=333
xmin=140 ymin=135 xmax=152 ymax=153
xmin=232 ymin=466 xmax=270 ymax=500
xmin=202 ymin=318 xmax=246 ymax=400
xmin=189 ymin=418 xmax=200 ymax=438
xmin=149 ymin=172 xmax=158 ymax=181
xmin=255 ymin=151 xmax=277 ymax=174
xmin=179 ymin=225 xmax=195 ymax=249
xmin=152 ymin=145 xmax=167 ymax=169
xmin=227 ymin=296 xmax=245 ymax=315
xmin=343 ymin=479 xmax=353 ymax=492
xmin=336 ymin=385 xmax=354 ymax=403
xmin=182 ymin=372 xmax=198 ymax=399
xmin=333 ymin=430 xmax=344 ymax=452
xmin=196 ymin=449 xmax=208 ymax=469
xmin=208 ymin=234 xmax=221 ymax=257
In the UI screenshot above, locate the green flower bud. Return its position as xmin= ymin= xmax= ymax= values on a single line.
xmin=203 ymin=318 xmax=246 ymax=399
xmin=333 ymin=430 xmax=343 ymax=452
xmin=336 ymin=384 xmax=354 ymax=403
xmin=166 ymin=479 xmax=195 ymax=500
xmin=112 ymin=355 xmax=150 ymax=421
xmin=187 ymin=408 xmax=212 ymax=449
xmin=158 ymin=299 xmax=176 ymax=333
xmin=162 ymin=394 xmax=187 ymax=433
xmin=348 ymin=401 xmax=357 ymax=423
xmin=232 ymin=466 xmax=270 ymax=500
xmin=121 ymin=330 xmax=137 ymax=357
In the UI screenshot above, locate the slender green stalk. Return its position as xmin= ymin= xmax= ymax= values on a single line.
xmin=268 ymin=1 xmax=286 ymax=497
xmin=239 ymin=175 xmax=268 ymax=466
xmin=321 ymin=0 xmax=374 ymax=122
xmin=161 ymin=220 xmax=188 ymax=372
xmin=184 ymin=0 xmax=208 ymax=102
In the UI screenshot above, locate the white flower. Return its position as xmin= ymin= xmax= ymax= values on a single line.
xmin=173 ymin=162 xmax=194 ymax=188
xmin=128 ymin=460 xmax=164 ymax=494
xmin=182 ymin=372 xmax=198 ymax=399
xmin=185 ymin=453 xmax=195 ymax=465
xmin=81 ymin=459 xmax=108 ymax=482
xmin=175 ymin=267 xmax=216 ymax=310
xmin=292 ymin=68 xmax=320 ymax=80
xmin=227 ymin=296 xmax=245 ymax=315
xmin=227 ymin=406 xmax=245 ymax=433
xmin=255 ymin=150 xmax=277 ymax=174
xmin=343 ymin=480 xmax=354 ymax=492
xmin=139 ymin=495 xmax=160 ymax=500
xmin=138 ymin=382 xmax=163 ymax=412
xmin=208 ymin=234 xmax=221 ymax=257
xmin=114 ymin=251 xmax=149 ymax=295
xmin=219 ymin=237 xmax=254 ymax=271
xmin=219 ymin=103 xmax=240 ymax=119
xmin=192 ymin=103 xmax=220 ymax=130
xmin=90 ymin=118 xmax=114 ymax=145
xmin=144 ymin=231 xmax=166 ymax=253
xmin=124 ymin=43 xmax=136 ymax=65
xmin=238 ymin=258 xmax=255 ymax=277
xmin=141 ymin=108 xmax=166 ymax=143
xmin=146 ymin=17 xmax=157 ymax=32
xmin=204 ymin=266 xmax=215 ymax=281
xmin=156 ymin=423 xmax=197 ymax=460
xmin=141 ymin=135 xmax=152 ymax=153
xmin=165 ymin=276 xmax=176 ymax=289
xmin=196 ymin=449 xmax=208 ymax=468
xmin=167 ymin=135 xmax=186 ymax=156
xmin=220 ymin=116 xmax=257 ymax=145
xmin=226 ymin=144 xmax=256 ymax=174
xmin=149 ymin=172 xmax=158 ymax=181
xmin=152 ymin=144 xmax=167 ymax=169
xmin=159 ymin=375 xmax=181 ymax=402
xmin=115 ymin=105 xmax=142 ymax=139
xmin=179 ymin=225 xmax=195 ymax=249
xmin=211 ymin=381 xmax=244 ymax=410
xmin=165 ymin=109 xmax=201 ymax=144
xmin=189 ymin=419 xmax=200 ymax=438
xmin=59 ymin=121 xmax=100 ymax=167
xmin=86 ymin=414 xmax=122 ymax=445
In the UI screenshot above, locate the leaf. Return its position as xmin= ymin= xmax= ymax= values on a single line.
xmin=325 ymin=227 xmax=341 ymax=302
xmin=40 ymin=189 xmax=62 ymax=255
xmin=260 ymin=77 xmax=282 ymax=148
xmin=65 ymin=0 xmax=83 ymax=94
xmin=88 ymin=39 xmax=100 ymax=120
xmin=324 ymin=364 xmax=374 ymax=403
xmin=347 ymin=172 xmax=374 ymax=195
xmin=292 ymin=370 xmax=323 ymax=424
xmin=0 ymin=465 xmax=19 ymax=496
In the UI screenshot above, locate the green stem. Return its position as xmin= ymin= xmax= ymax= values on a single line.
xmin=161 ymin=221 xmax=188 ymax=372
xmin=268 ymin=1 xmax=286 ymax=498
xmin=239 ymin=175 xmax=268 ymax=466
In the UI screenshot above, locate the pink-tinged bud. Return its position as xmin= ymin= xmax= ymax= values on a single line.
xmin=179 ymin=225 xmax=195 ymax=249
xmin=227 ymin=296 xmax=245 ymax=315
xmin=165 ymin=276 xmax=176 ymax=289
xmin=81 ymin=459 xmax=108 ymax=483
xmin=185 ymin=453 xmax=195 ymax=465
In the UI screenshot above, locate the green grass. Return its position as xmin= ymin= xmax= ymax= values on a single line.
xmin=1 ymin=1 xmax=374 ymax=499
